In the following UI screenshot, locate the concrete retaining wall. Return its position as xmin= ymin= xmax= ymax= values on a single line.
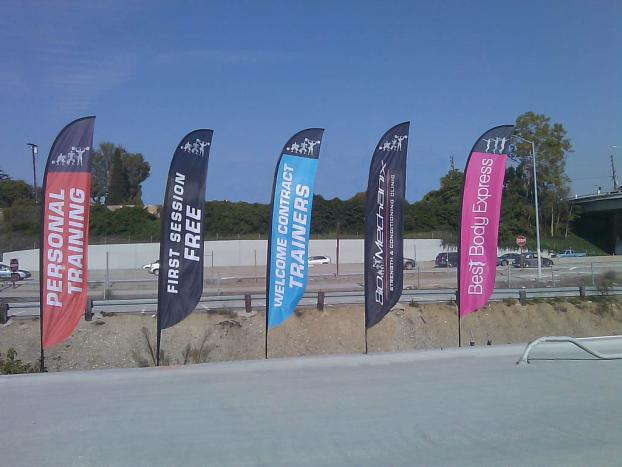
xmin=2 ymin=239 xmax=449 ymax=271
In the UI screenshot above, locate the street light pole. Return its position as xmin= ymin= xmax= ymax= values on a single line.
xmin=27 ymin=143 xmax=39 ymax=204
xmin=515 ymin=135 xmax=543 ymax=278
xmin=612 ymin=145 xmax=619 ymax=191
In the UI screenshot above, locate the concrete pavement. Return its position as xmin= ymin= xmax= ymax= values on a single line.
xmin=2 ymin=340 xmax=621 ymax=466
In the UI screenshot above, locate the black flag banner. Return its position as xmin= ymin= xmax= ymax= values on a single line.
xmin=364 ymin=122 xmax=410 ymax=328
xmin=157 ymin=129 xmax=213 ymax=330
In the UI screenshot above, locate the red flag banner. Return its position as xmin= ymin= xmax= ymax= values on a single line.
xmin=40 ymin=116 xmax=95 ymax=349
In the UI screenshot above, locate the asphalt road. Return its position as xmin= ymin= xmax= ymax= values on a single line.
xmin=2 ymin=339 xmax=621 ymax=466
xmin=2 ymin=257 xmax=621 ymax=303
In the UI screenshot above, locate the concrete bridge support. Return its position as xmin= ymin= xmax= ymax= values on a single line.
xmin=614 ymin=211 xmax=622 ymax=255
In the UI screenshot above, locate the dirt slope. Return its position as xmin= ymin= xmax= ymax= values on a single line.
xmin=1 ymin=298 xmax=621 ymax=372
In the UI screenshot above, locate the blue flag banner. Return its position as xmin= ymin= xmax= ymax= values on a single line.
xmin=267 ymin=128 xmax=324 ymax=328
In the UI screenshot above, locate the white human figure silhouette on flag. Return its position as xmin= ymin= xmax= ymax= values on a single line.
xmin=305 ymin=139 xmax=319 ymax=155
xmin=395 ymin=135 xmax=407 ymax=151
xmin=74 ymin=147 xmax=88 ymax=165
xmin=198 ymin=140 xmax=209 ymax=156
xmin=53 ymin=153 xmax=66 ymax=165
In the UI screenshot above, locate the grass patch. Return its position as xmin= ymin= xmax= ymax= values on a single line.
xmin=181 ymin=331 xmax=214 ymax=365
xmin=132 ymin=327 xmax=216 ymax=367
xmin=567 ymin=296 xmax=587 ymax=307
xmin=596 ymin=271 xmax=618 ymax=296
xmin=131 ymin=326 xmax=171 ymax=367
xmin=0 ymin=348 xmax=38 ymax=374
xmin=207 ymin=308 xmax=237 ymax=318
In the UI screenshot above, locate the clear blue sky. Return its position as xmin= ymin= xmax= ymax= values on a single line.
xmin=1 ymin=0 xmax=620 ymax=204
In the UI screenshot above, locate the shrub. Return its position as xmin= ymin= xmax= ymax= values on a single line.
xmin=596 ymin=271 xmax=617 ymax=296
xmin=181 ymin=332 xmax=214 ymax=364
xmin=0 ymin=348 xmax=37 ymax=374
xmin=131 ymin=326 xmax=170 ymax=367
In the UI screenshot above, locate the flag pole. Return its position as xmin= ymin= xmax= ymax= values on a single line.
xmin=264 ymin=309 xmax=269 ymax=359
xmin=456 ymin=290 xmax=461 ymax=347
xmin=38 ymin=160 xmax=46 ymax=372
xmin=264 ymin=148 xmax=282 ymax=361
xmin=156 ymin=309 xmax=161 ymax=366
xmin=458 ymin=307 xmax=462 ymax=348
xmin=39 ymin=311 xmax=45 ymax=371
xmin=39 ymin=228 xmax=45 ymax=371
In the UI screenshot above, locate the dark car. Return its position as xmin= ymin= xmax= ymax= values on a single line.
xmin=435 ymin=252 xmax=459 ymax=268
xmin=403 ymin=257 xmax=416 ymax=270
xmin=497 ymin=253 xmax=521 ymax=266
xmin=512 ymin=252 xmax=554 ymax=268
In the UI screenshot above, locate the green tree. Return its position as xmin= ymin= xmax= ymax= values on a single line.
xmin=123 ymin=153 xmax=151 ymax=204
xmin=4 ymin=199 xmax=39 ymax=235
xmin=89 ymin=205 xmax=160 ymax=240
xmin=406 ymin=168 xmax=463 ymax=232
xmin=0 ymin=179 xmax=34 ymax=208
xmin=499 ymin=165 xmax=533 ymax=243
xmin=90 ymin=142 xmax=150 ymax=204
xmin=513 ymin=112 xmax=573 ymax=237
xmin=0 ymin=167 xmax=9 ymax=181
xmin=107 ymin=148 xmax=130 ymax=205
xmin=90 ymin=142 xmax=115 ymax=203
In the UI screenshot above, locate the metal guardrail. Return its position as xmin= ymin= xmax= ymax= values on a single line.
xmin=518 ymin=336 xmax=622 ymax=364
xmin=4 ymin=286 xmax=621 ymax=319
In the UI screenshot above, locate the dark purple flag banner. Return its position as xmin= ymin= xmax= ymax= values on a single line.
xmin=364 ymin=122 xmax=410 ymax=328
xmin=158 ymin=129 xmax=213 ymax=330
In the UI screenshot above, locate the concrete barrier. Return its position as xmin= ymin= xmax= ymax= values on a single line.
xmin=2 ymin=238 xmax=448 ymax=271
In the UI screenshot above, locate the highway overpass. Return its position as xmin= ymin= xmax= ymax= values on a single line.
xmin=571 ymin=190 xmax=622 ymax=255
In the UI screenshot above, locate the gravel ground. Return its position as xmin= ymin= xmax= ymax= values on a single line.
xmin=1 ymin=298 xmax=621 ymax=372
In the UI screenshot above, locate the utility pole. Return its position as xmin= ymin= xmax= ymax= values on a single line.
xmin=611 ymin=145 xmax=619 ymax=191
xmin=27 ymin=143 xmax=39 ymax=204
xmin=515 ymin=135 xmax=543 ymax=279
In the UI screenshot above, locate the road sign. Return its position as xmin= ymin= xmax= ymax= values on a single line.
xmin=9 ymin=258 xmax=19 ymax=285
xmin=516 ymin=235 xmax=527 ymax=248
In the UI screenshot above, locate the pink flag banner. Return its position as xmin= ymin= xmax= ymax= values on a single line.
xmin=459 ymin=125 xmax=514 ymax=317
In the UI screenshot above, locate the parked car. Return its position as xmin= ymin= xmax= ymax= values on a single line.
xmin=403 ymin=257 xmax=416 ymax=270
xmin=435 ymin=252 xmax=459 ymax=268
xmin=551 ymin=249 xmax=587 ymax=258
xmin=0 ymin=263 xmax=31 ymax=280
xmin=308 ymin=255 xmax=331 ymax=266
xmin=512 ymin=252 xmax=554 ymax=268
xmin=497 ymin=253 xmax=521 ymax=266
xmin=142 ymin=260 xmax=160 ymax=275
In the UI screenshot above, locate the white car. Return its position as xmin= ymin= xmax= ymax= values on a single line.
xmin=0 ymin=263 xmax=31 ymax=280
xmin=308 ymin=255 xmax=331 ymax=266
xmin=142 ymin=260 xmax=160 ymax=275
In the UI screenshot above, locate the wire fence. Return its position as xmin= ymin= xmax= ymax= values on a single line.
xmin=2 ymin=258 xmax=621 ymax=303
